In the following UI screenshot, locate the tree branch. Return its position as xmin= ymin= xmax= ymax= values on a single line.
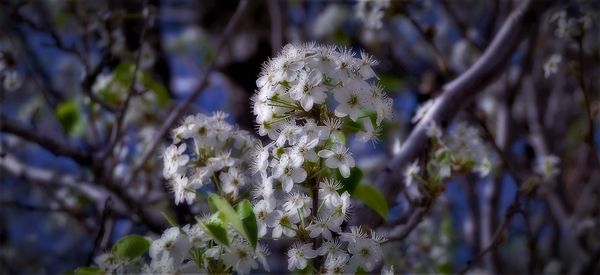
xmin=0 ymin=114 xmax=92 ymax=165
xmin=373 ymin=0 xmax=549 ymax=211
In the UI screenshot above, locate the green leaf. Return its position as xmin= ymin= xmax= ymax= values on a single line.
xmin=352 ymin=184 xmax=389 ymax=220
xmin=208 ymin=194 xmax=257 ymax=248
xmin=56 ymin=101 xmax=85 ymax=137
xmin=139 ymin=71 xmax=170 ymax=107
xmin=111 ymin=235 xmax=151 ymax=260
xmin=378 ymin=73 xmax=405 ymax=92
xmin=200 ymin=213 xmax=229 ymax=246
xmin=74 ymin=267 xmax=104 ymax=275
xmin=436 ymin=261 xmax=452 ymax=274
xmin=161 ymin=211 xmax=178 ymax=227
xmin=113 ymin=62 xmax=135 ymax=85
xmin=338 ymin=167 xmax=363 ymax=195
xmin=235 ymin=199 xmax=258 ymax=249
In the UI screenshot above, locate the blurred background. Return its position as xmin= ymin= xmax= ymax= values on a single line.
xmin=1 ymin=0 xmax=599 ymax=273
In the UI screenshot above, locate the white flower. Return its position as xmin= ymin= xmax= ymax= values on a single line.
xmin=543 ymin=54 xmax=562 ymax=78
xmin=253 ymin=172 xmax=276 ymax=206
xmin=307 ymin=216 xmax=334 ymax=240
xmin=382 ymin=265 xmax=395 ymax=275
xmin=318 ymin=144 xmax=355 ymax=178
xmin=222 ymin=240 xmax=258 ymax=275
xmin=206 ymin=151 xmax=236 ymax=172
xmin=163 ymin=143 xmax=189 ymax=178
xmin=273 ymin=154 xmax=307 ymax=192
xmin=327 ymin=191 xmax=351 ymax=229
xmin=318 ymin=238 xmax=349 ymax=264
xmin=535 ymin=154 xmax=560 ymax=180
xmin=182 ymin=224 xmax=209 ymax=247
xmin=426 ymin=121 xmax=442 ymax=139
xmin=293 ymin=135 xmax=319 ymax=162
xmin=253 ymin=200 xmax=272 ymax=237
xmin=172 ymin=175 xmax=195 ymax=205
xmin=251 ymin=142 xmax=270 ymax=174
xmin=404 ymin=160 xmax=421 ymax=188
xmin=255 ymin=244 xmax=271 ymax=271
xmin=3 ymin=70 xmax=22 ymax=92
xmin=287 ymin=242 xmax=318 ymax=271
xmin=334 ymin=81 xmax=370 ymax=121
xmin=149 ymin=227 xmax=191 ymax=266
xmin=139 ymin=43 xmax=156 ymax=69
xmin=219 ymin=167 xmax=245 ymax=197
xmin=318 ymin=178 xmax=343 ymax=207
xmin=412 ymin=99 xmax=436 ymax=123
xmin=356 ymin=118 xmax=380 ymax=143
xmin=267 ymin=210 xmax=299 ymax=238
xmin=303 ymin=119 xmax=330 ymax=143
xmin=340 ymin=226 xmax=368 ymax=243
xmin=289 ymin=70 xmax=328 ymax=111
xmin=346 ymin=238 xmax=383 ymax=272
xmin=355 ymin=0 xmax=391 ymax=30
xmin=283 ymin=192 xmax=312 ymax=218
xmin=324 ymin=254 xmax=348 ymax=274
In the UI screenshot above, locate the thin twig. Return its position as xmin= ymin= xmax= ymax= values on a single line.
xmin=576 ymin=35 xmax=600 ymax=170
xmin=87 ymin=198 xmax=113 ymax=265
xmin=0 ymin=114 xmax=92 ymax=165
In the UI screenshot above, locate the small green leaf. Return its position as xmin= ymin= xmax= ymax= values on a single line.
xmin=208 ymin=194 xmax=244 ymax=231
xmin=352 ymin=184 xmax=389 ymax=220
xmin=200 ymin=214 xmax=229 ymax=246
xmin=378 ymin=73 xmax=405 ymax=92
xmin=139 ymin=72 xmax=170 ymax=107
xmin=208 ymin=194 xmax=257 ymax=248
xmin=338 ymin=167 xmax=363 ymax=195
xmin=56 ymin=101 xmax=85 ymax=137
xmin=436 ymin=261 xmax=452 ymax=274
xmin=111 ymin=235 xmax=151 ymax=260
xmin=161 ymin=211 xmax=178 ymax=227
xmin=236 ymin=199 xmax=258 ymax=249
xmin=74 ymin=267 xmax=104 ymax=275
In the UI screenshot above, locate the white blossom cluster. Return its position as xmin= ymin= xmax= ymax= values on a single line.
xmin=252 ymin=42 xmax=392 ymax=145
xmin=355 ymin=0 xmax=391 ymax=30
xmin=250 ymin=43 xmax=390 ymax=272
xmin=95 ymin=223 xmax=270 ymax=275
xmin=405 ymin=116 xmax=493 ymax=189
xmin=163 ymin=112 xmax=255 ymax=204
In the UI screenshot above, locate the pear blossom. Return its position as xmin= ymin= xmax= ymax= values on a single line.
xmin=163 ymin=143 xmax=189 ymax=178
xmin=273 ymin=154 xmax=307 ymax=192
xmin=535 ymin=154 xmax=560 ymax=180
xmin=268 ymin=210 xmax=299 ymax=238
xmin=173 ymin=175 xmax=195 ymax=205
xmin=222 ymin=241 xmax=258 ymax=275
xmin=306 ymin=216 xmax=334 ymax=240
xmin=543 ymin=54 xmax=562 ymax=78
xmin=289 ymin=70 xmax=328 ymax=111
xmin=346 ymin=238 xmax=383 ymax=272
xmin=287 ymin=242 xmax=318 ymax=271
xmin=318 ymin=144 xmax=355 ymax=178
xmin=404 ymin=160 xmax=421 ymax=188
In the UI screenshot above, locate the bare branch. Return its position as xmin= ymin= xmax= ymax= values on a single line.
xmin=373 ymin=0 xmax=549 ymax=209
xmin=0 ymin=114 xmax=93 ymax=165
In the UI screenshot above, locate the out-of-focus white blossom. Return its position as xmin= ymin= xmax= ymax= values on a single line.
xmin=535 ymin=154 xmax=560 ymax=181
xmin=355 ymin=0 xmax=391 ymax=30
xmin=3 ymin=70 xmax=22 ymax=92
xmin=543 ymin=54 xmax=562 ymax=78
